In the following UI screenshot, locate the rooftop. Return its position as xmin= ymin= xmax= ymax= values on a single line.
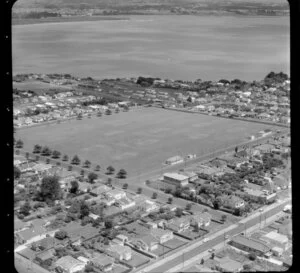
xmin=164 ymin=173 xmax=189 ymax=181
xmin=230 ymin=235 xmax=270 ymax=253
xmin=55 ymin=255 xmax=85 ymax=270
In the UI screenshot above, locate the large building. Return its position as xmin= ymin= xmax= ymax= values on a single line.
xmin=229 ymin=235 xmax=271 ymax=257
xmin=163 ymin=173 xmax=189 ymax=187
xmin=261 ymin=231 xmax=289 ymax=251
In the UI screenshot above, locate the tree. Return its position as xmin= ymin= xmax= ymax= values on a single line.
xmin=40 ymin=175 xmax=62 ymax=201
xmin=137 ymin=187 xmax=142 ymax=194
xmin=25 ymin=152 xmax=30 ymax=160
xmin=88 ymin=172 xmax=98 ymax=183
xmin=52 ymin=150 xmax=61 ymax=159
xmin=46 ymin=158 xmax=50 ymax=164
xmin=115 ymin=108 xmax=120 ymax=113
xmin=95 ymin=165 xmax=101 ymax=172
xmin=33 ymin=144 xmax=42 ymax=153
xmin=80 ymin=202 xmax=90 ymax=219
xmin=221 ymin=214 xmax=227 ymax=223
xmin=106 ymin=178 xmax=112 ymax=186
xmin=62 ymin=155 xmax=69 ymax=161
xmin=175 ymin=208 xmax=183 ymax=217
xmin=117 ymin=169 xmax=127 ymax=179
xmin=174 ymin=186 xmax=182 ymax=197
xmin=41 ymin=146 xmax=52 ymax=156
xmin=168 ymin=197 xmax=173 ymax=204
xmin=14 ymin=166 xmax=21 ymax=179
xmin=70 ymin=180 xmax=79 ymax=194
xmin=122 ymin=183 xmax=128 ymax=190
xmin=80 ymin=170 xmax=85 ymax=176
xmin=83 ymin=160 xmax=91 ymax=168
xmin=152 ymin=192 xmax=157 ymax=199
xmin=186 ymin=203 xmax=192 ymax=211
xmin=15 ymin=139 xmax=24 ymax=148
xmin=56 ymin=162 xmax=61 ymax=167
xmin=19 ymin=201 xmax=31 ymax=216
xmin=243 ymin=264 xmax=252 ymax=271
xmin=105 ymin=219 xmax=114 ymax=229
xmin=200 ymin=258 xmax=204 ymax=265
xmin=85 ymin=264 xmax=94 ymax=272
xmin=211 ymin=252 xmax=215 ymax=260
xmin=54 ymin=230 xmax=68 ymax=240
xmin=97 ymin=111 xmax=102 ymax=117
xmin=35 ymin=155 xmax=40 ymax=161
xmin=165 ymin=188 xmax=172 ymax=194
xmin=248 ymin=252 xmax=257 ymax=261
xmin=71 ymin=155 xmax=81 ymax=165
xmin=106 ymin=166 xmax=115 ymax=174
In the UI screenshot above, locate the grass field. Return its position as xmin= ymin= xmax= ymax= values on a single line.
xmin=16 ymin=107 xmax=276 ymax=178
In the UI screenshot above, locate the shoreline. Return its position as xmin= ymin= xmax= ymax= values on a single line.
xmin=12 ymin=13 xmax=288 ymax=26
xmin=12 ymin=15 xmax=131 ymax=26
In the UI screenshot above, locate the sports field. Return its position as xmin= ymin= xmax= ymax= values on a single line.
xmin=16 ymin=108 xmax=276 ymax=178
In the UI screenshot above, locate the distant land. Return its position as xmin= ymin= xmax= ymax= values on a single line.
xmin=12 ymin=0 xmax=289 ymax=25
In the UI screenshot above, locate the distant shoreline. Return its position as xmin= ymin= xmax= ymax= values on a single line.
xmin=12 ymin=15 xmax=131 ymax=26
xmin=12 ymin=13 xmax=288 ymax=26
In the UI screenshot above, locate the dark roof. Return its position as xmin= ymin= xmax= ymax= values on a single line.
xmin=230 ymin=235 xmax=270 ymax=253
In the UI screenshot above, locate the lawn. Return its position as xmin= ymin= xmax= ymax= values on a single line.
xmin=16 ymin=107 xmax=276 ymax=179
xmin=124 ymin=251 xmax=150 ymax=268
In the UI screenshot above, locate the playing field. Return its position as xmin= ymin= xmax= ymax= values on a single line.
xmin=16 ymin=108 xmax=276 ymax=178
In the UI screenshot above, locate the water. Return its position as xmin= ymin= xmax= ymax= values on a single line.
xmin=12 ymin=15 xmax=289 ymax=81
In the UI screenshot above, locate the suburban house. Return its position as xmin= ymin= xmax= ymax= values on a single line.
xmin=138 ymin=200 xmax=159 ymax=213
xmin=215 ymin=256 xmax=243 ymax=273
xmin=111 ymin=234 xmax=129 ymax=246
xmin=55 ymin=255 xmax=85 ymax=273
xmin=131 ymin=234 xmax=159 ymax=252
xmin=223 ymin=196 xmax=245 ymax=210
xmin=191 ymin=212 xmax=212 ymax=228
xmin=106 ymin=189 xmax=126 ymax=200
xmin=150 ymin=228 xmax=174 ymax=244
xmin=33 ymin=236 xmax=56 ymax=251
xmin=273 ymin=174 xmax=291 ymax=190
xmin=106 ymin=244 xmax=132 ymax=261
xmin=167 ymin=216 xmax=190 ymax=233
xmin=229 ymin=235 xmax=271 ymax=257
xmin=90 ymin=253 xmax=115 ymax=272
xmin=115 ymin=197 xmax=136 ymax=210
xmin=243 ymin=187 xmax=277 ymax=203
xmin=35 ymin=249 xmax=55 ymax=264
xmin=163 ymin=173 xmax=189 ymax=187
xmin=260 ymin=231 xmax=289 ymax=251
xmin=15 ymin=225 xmax=46 ymax=245
xmin=90 ymin=185 xmax=111 ymax=197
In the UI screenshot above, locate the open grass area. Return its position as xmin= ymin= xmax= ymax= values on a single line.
xmin=16 ymin=107 xmax=276 ymax=179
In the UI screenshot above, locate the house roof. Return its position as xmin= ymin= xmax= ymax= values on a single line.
xmin=136 ymin=234 xmax=158 ymax=246
xmin=35 ymin=237 xmax=56 ymax=249
xmin=55 ymin=255 xmax=84 ymax=270
xmin=107 ymin=244 xmax=131 ymax=255
xmin=262 ymin=231 xmax=288 ymax=243
xmin=17 ymin=226 xmax=46 ymax=241
xmin=217 ymin=256 xmax=243 ymax=272
xmin=164 ymin=173 xmax=189 ymax=181
xmin=150 ymin=228 xmax=173 ymax=239
xmin=231 ymin=235 xmax=270 ymax=253
xmin=18 ymin=247 xmax=36 ymax=260
xmin=91 ymin=185 xmax=111 ymax=195
xmin=36 ymin=249 xmax=55 ymax=261
xmin=91 ymin=253 xmax=114 ymax=266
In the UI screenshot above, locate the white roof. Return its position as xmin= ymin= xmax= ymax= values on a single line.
xmin=164 ymin=173 xmax=189 ymax=181
xmin=263 ymin=231 xmax=288 ymax=243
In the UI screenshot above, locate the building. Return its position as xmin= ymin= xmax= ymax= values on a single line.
xmin=90 ymin=253 xmax=114 ymax=272
xmin=111 ymin=234 xmax=129 ymax=246
xmin=55 ymin=255 xmax=85 ymax=273
xmin=115 ymin=197 xmax=136 ymax=210
xmin=167 ymin=216 xmax=190 ymax=233
xmin=223 ymin=196 xmax=245 ymax=210
xmin=179 ymin=171 xmax=198 ymax=182
xmin=261 ymin=231 xmax=289 ymax=250
xmin=106 ymin=189 xmax=126 ymax=200
xmin=215 ymin=256 xmax=243 ymax=272
xmin=163 ymin=173 xmax=189 ymax=187
xmin=150 ymin=228 xmax=174 ymax=244
xmin=165 ymin=156 xmax=184 ymax=165
xmin=229 ymin=235 xmax=271 ymax=256
xmin=138 ymin=200 xmax=159 ymax=213
xmin=35 ymin=249 xmax=55 ymax=264
xmin=132 ymin=234 xmax=159 ymax=252
xmin=106 ymin=244 xmax=132 ymax=261
xmin=191 ymin=212 xmax=211 ymax=227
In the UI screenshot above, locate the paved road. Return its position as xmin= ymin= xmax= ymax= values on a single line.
xmin=135 ymin=198 xmax=291 ymax=273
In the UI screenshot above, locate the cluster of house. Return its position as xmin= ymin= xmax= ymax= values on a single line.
xmin=13 ymin=90 xmax=131 ymax=127
xmin=159 ymin=136 xmax=290 ymax=212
